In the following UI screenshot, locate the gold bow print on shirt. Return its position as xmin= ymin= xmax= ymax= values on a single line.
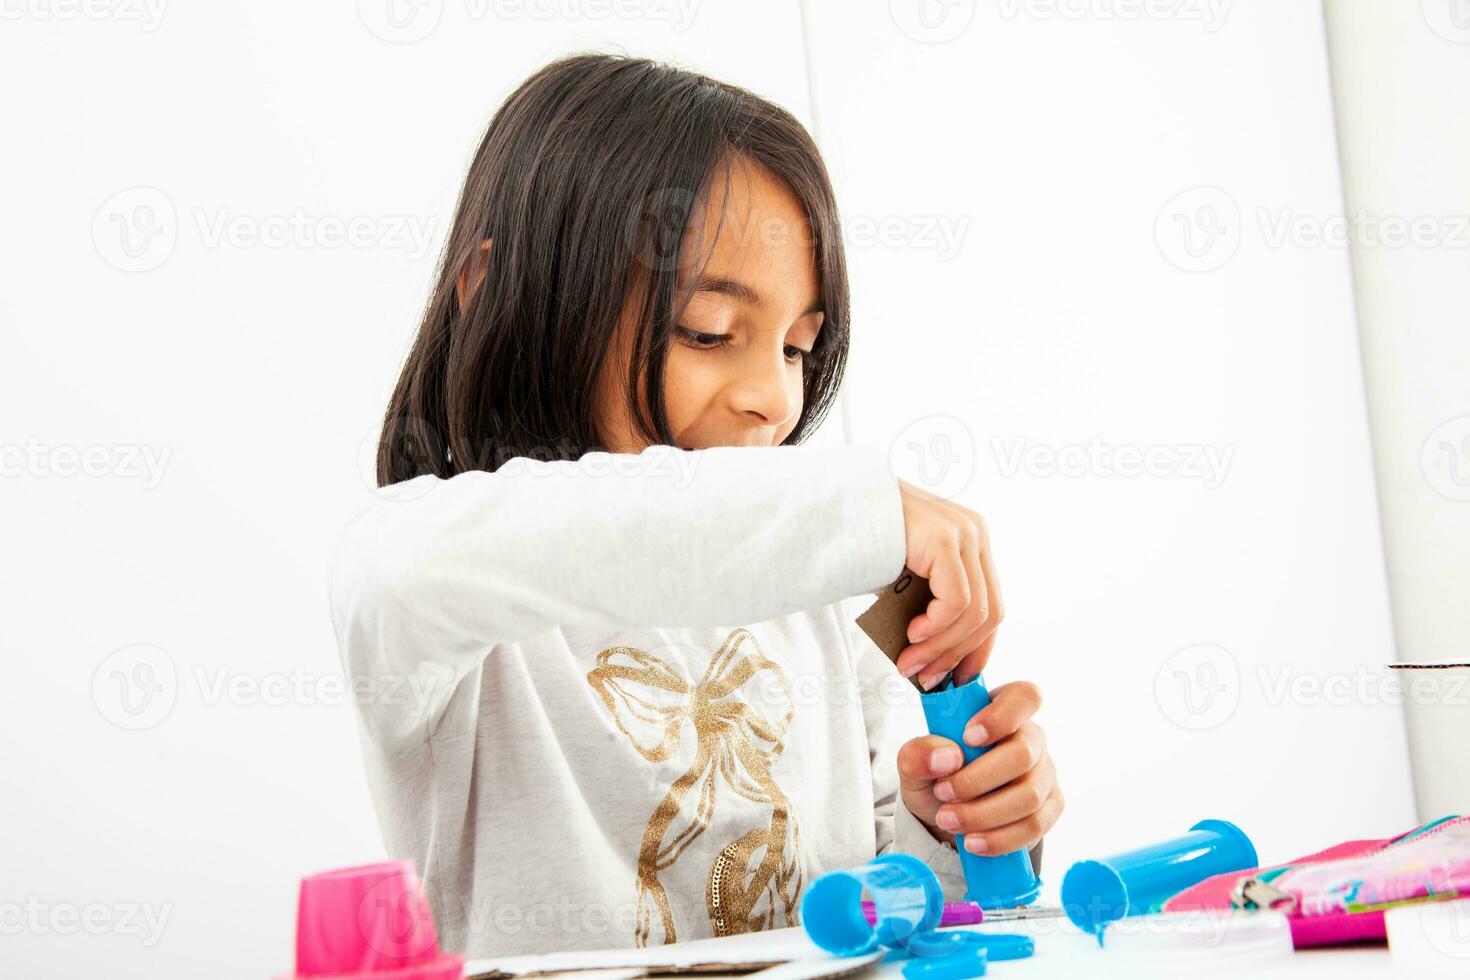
xmin=586 ymin=628 xmax=803 ymax=946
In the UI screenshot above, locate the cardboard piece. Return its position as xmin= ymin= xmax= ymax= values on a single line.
xmin=854 ymin=567 xmax=932 ymax=684
xmin=463 ymin=928 xmax=882 ymax=980
xmin=738 ymin=955 xmax=885 ymax=980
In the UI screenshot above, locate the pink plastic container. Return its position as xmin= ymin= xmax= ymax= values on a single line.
xmin=281 ymin=860 xmax=463 ymax=980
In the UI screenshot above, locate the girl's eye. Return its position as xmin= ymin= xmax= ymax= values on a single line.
xmin=675 ymin=326 xmax=731 ymax=349
xmin=675 ymin=326 xmax=808 ymax=362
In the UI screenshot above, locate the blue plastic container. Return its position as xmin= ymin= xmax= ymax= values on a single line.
xmin=919 ymin=674 xmax=1041 ymax=908
xmin=801 ymin=853 xmax=944 ymax=956
xmin=1060 ymin=819 xmax=1258 ymax=935
xmin=803 ymin=853 xmax=1031 ymax=975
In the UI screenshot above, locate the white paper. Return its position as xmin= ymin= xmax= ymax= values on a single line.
xmin=464 ymin=926 xmax=875 ymax=979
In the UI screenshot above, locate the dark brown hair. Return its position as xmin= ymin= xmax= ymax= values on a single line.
xmin=377 ymin=53 xmax=850 ymax=485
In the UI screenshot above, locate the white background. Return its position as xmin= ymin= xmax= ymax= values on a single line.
xmin=807 ymin=0 xmax=1415 ymax=889
xmin=5 ymin=0 xmax=1463 ymax=977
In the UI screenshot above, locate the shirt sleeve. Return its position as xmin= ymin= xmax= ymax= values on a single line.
xmin=330 ymin=442 xmax=907 ymax=727
xmin=839 ymin=593 xmax=970 ymax=900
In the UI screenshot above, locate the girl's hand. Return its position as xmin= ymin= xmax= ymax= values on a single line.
xmin=895 ymin=480 xmax=1003 ymax=690
xmin=896 ymin=682 xmax=1063 ymax=856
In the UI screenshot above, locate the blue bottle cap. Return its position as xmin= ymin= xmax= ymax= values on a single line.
xmin=906 ymin=930 xmax=976 ymax=958
xmin=970 ymin=933 xmax=1034 ymax=961
xmin=901 ymin=941 xmax=987 ymax=980
xmin=908 ymin=930 xmax=1034 ymax=962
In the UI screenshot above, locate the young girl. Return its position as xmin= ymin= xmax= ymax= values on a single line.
xmin=331 ymin=53 xmax=1062 ymax=959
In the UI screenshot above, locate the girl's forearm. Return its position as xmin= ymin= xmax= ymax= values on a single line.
xmin=331 ymin=443 xmax=906 ymax=722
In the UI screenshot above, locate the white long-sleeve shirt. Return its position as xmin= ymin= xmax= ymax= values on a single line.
xmin=329 ymin=442 xmax=966 ymax=958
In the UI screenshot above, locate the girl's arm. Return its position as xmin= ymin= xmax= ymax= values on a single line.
xmin=330 ymin=442 xmax=906 ymax=725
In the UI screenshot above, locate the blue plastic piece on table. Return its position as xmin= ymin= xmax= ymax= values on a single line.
xmin=968 ymin=933 xmax=1034 ymax=961
xmin=801 ymin=853 xmax=944 ymax=956
xmin=907 ymin=930 xmax=1033 ymax=963
xmin=901 ymin=938 xmax=987 ymax=980
xmin=919 ymin=673 xmax=1042 ymax=908
xmin=1060 ymin=819 xmax=1259 ymax=935
xmin=905 ymin=931 xmax=975 ymax=958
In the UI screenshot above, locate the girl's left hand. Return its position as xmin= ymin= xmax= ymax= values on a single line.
xmin=896 ymin=681 xmax=1064 ymax=855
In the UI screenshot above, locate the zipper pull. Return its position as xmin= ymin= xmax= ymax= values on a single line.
xmin=1230 ymin=876 xmax=1297 ymax=914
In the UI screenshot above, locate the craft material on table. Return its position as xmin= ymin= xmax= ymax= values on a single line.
xmin=466 ymin=935 xmax=881 ymax=980
xmin=801 ymin=852 xmax=1030 ymax=980
xmin=802 ymin=853 xmax=945 ymax=957
xmin=280 ymin=859 xmax=464 ymax=980
xmin=1166 ymin=814 xmax=1470 ymax=948
xmin=1059 ymin=819 xmax=1257 ymax=940
xmin=861 ymin=900 xmax=982 ymax=927
xmin=971 ymin=905 xmax=1064 ymax=922
xmin=464 ymin=925 xmax=880 ymax=979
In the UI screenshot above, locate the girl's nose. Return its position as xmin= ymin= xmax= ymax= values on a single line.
xmin=731 ymin=347 xmax=801 ymax=429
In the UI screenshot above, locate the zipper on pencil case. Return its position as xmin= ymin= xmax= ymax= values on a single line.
xmin=1228 ymin=815 xmax=1470 ymax=916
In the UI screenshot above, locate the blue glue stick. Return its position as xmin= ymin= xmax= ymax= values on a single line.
xmin=920 ymin=673 xmax=1041 ymax=908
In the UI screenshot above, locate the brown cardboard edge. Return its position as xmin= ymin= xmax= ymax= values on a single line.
xmin=853 ymin=568 xmax=933 ymax=671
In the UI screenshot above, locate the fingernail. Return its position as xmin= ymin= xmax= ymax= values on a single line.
xmin=919 ymin=673 xmax=940 ymax=691
xmin=965 ymin=836 xmax=989 ymax=855
xmin=929 ymin=747 xmax=962 ymax=774
xmin=908 ymin=628 xmax=928 ymax=643
xmin=901 ymin=659 xmax=924 ymax=678
xmin=933 ymin=781 xmax=956 ymax=802
xmin=963 ymin=723 xmax=988 ymax=746
xmin=936 ymin=809 xmax=960 ymax=831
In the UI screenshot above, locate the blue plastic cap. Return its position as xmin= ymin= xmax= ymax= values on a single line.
xmin=801 ymin=853 xmax=944 ymax=956
xmin=908 ymin=930 xmax=1033 ymax=963
xmin=902 ymin=939 xmax=987 ymax=980
xmin=968 ymin=933 xmax=1034 ymax=962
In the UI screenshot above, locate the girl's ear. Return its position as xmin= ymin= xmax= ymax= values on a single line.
xmin=455 ymin=239 xmax=494 ymax=313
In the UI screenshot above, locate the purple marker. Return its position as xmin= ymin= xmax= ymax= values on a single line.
xmin=861 ymin=899 xmax=984 ymax=927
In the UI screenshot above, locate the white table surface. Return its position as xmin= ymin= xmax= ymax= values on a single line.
xmin=862 ymin=916 xmax=1395 ymax=979
xmin=469 ymin=920 xmax=1397 ymax=980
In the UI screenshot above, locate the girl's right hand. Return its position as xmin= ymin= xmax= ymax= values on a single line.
xmin=894 ymin=479 xmax=1004 ymax=690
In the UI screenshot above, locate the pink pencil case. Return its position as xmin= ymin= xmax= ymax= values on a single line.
xmin=1163 ymin=814 xmax=1470 ymax=947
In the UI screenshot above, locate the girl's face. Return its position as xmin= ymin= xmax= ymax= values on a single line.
xmin=595 ymin=156 xmax=826 ymax=453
